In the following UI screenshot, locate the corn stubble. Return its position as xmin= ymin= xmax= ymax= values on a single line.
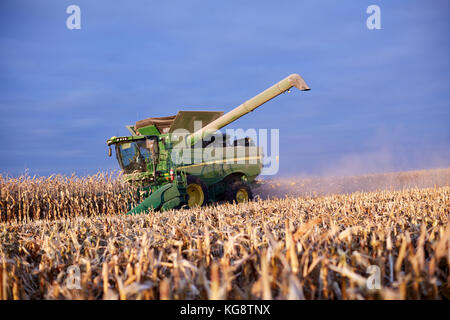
xmin=0 ymin=169 xmax=449 ymax=300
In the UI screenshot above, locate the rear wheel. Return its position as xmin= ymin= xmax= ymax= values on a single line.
xmin=225 ymin=181 xmax=253 ymax=204
xmin=186 ymin=176 xmax=208 ymax=208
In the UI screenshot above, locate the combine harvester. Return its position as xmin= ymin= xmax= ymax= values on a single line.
xmin=107 ymin=74 xmax=310 ymax=213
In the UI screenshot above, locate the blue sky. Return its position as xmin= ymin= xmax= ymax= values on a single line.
xmin=0 ymin=0 xmax=449 ymax=177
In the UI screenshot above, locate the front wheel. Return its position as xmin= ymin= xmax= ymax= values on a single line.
xmin=186 ymin=176 xmax=209 ymax=208
xmin=225 ymin=181 xmax=253 ymax=204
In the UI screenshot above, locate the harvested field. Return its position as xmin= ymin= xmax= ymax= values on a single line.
xmin=0 ymin=169 xmax=448 ymax=300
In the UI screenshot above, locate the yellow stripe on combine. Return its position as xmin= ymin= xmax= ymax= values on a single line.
xmin=177 ymin=156 xmax=262 ymax=170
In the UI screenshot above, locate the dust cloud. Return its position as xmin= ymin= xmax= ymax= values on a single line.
xmin=253 ymin=167 xmax=450 ymax=200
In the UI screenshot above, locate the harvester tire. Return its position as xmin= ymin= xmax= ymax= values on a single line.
xmin=225 ymin=181 xmax=253 ymax=204
xmin=186 ymin=176 xmax=209 ymax=208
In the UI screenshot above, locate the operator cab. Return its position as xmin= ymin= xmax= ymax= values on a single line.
xmin=108 ymin=136 xmax=159 ymax=174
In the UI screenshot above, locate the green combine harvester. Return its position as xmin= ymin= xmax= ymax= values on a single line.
xmin=107 ymin=74 xmax=310 ymax=214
